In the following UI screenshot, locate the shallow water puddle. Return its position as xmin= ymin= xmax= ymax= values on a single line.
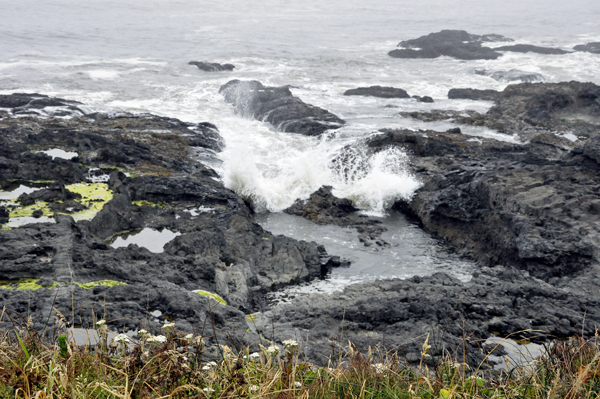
xmin=485 ymin=336 xmax=547 ymax=370
xmin=0 ymin=184 xmax=45 ymax=200
xmin=37 ymin=148 xmax=78 ymax=160
xmin=256 ymin=211 xmax=476 ymax=301
xmin=109 ymin=228 xmax=181 ymax=253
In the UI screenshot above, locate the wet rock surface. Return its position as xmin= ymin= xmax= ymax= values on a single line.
xmin=0 ymin=94 xmax=330 ymax=348
xmin=219 ymin=80 xmax=345 ymax=136
xmin=188 ymin=61 xmax=235 ymax=72
xmin=263 ymin=267 xmax=600 ymax=368
xmin=284 ymin=185 xmax=388 ymax=247
xmin=388 ymin=30 xmax=511 ymax=60
xmin=448 ymin=88 xmax=500 ymax=101
xmin=573 ymin=42 xmax=600 ymax=54
xmin=344 ymin=86 xmax=410 ymax=99
xmin=494 ymin=44 xmax=569 ymax=55
xmin=475 ymin=69 xmax=546 ymax=83
xmin=406 ymin=81 xmax=600 ymax=140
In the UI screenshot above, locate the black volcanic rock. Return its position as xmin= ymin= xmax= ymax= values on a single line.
xmin=344 ymin=86 xmax=410 ymax=99
xmin=264 ymin=267 xmax=600 ymax=368
xmin=494 ymin=44 xmax=569 ymax=55
xmin=412 ymin=95 xmax=434 ymax=103
xmin=574 ymin=42 xmax=600 ymax=54
xmin=406 ymin=81 xmax=600 ymax=140
xmin=388 ymin=30 xmax=510 ymax=60
xmin=0 ymin=93 xmax=333 ymax=349
xmin=448 ymin=88 xmax=499 ymax=101
xmin=219 ymin=80 xmax=345 ymax=136
xmin=188 ymin=61 xmax=235 ymax=72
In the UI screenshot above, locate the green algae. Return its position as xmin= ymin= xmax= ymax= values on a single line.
xmin=0 ymin=279 xmax=58 ymax=290
xmin=65 ymin=183 xmax=113 ymax=221
xmin=0 ymin=279 xmax=126 ymax=290
xmin=132 ymin=200 xmax=169 ymax=208
xmin=3 ymin=182 xmax=114 ymax=225
xmin=193 ymin=290 xmax=227 ymax=306
xmin=74 ymin=280 xmax=127 ymax=289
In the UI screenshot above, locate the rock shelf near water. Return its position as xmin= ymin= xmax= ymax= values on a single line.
xmin=0 ymin=93 xmax=335 ymax=351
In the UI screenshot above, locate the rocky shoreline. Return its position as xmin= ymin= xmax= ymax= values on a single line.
xmin=0 ymin=93 xmax=338 ymax=354
xmin=2 ymin=76 xmax=600 ymax=369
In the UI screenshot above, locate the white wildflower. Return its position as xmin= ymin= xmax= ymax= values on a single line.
xmin=202 ymin=361 xmax=217 ymax=370
xmin=294 ymin=381 xmax=302 ymax=388
xmin=249 ymin=352 xmax=260 ymax=361
xmin=112 ymin=333 xmax=130 ymax=344
xmin=371 ymin=363 xmax=387 ymax=374
xmin=161 ymin=322 xmax=176 ymax=330
xmin=249 ymin=385 xmax=259 ymax=392
xmin=95 ymin=319 xmax=106 ymax=326
xmin=184 ymin=333 xmax=194 ymax=340
xmin=265 ymin=345 xmax=280 ymax=355
xmin=282 ymin=339 xmax=298 ymax=348
xmin=138 ymin=329 xmax=148 ymax=338
xmin=202 ymin=387 xmax=215 ymax=393
xmin=146 ymin=335 xmax=167 ymax=343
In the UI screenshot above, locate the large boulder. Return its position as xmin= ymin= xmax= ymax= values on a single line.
xmin=219 ymin=80 xmax=345 ymax=136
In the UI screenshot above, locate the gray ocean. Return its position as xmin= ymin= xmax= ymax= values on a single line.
xmin=2 ymin=0 xmax=600 ymax=293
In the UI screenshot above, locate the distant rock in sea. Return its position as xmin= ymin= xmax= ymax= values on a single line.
xmin=573 ymin=42 xmax=600 ymax=54
xmin=388 ymin=30 xmax=511 ymax=60
xmin=448 ymin=88 xmax=499 ymax=101
xmin=344 ymin=86 xmax=410 ymax=98
xmin=188 ymin=61 xmax=235 ymax=72
xmin=493 ymin=44 xmax=569 ymax=55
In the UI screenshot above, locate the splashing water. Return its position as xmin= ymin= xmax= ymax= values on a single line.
xmin=219 ymin=121 xmax=421 ymax=215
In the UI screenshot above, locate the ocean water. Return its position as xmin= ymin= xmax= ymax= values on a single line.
xmin=2 ymin=0 xmax=599 ymax=287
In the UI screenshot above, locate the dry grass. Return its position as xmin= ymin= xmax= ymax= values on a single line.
xmin=0 ymin=310 xmax=599 ymax=399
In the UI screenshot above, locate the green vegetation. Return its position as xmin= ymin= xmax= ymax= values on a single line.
xmin=193 ymin=290 xmax=227 ymax=306
xmin=0 ymin=279 xmax=126 ymax=290
xmin=0 ymin=319 xmax=599 ymax=399
xmin=74 ymin=280 xmax=128 ymax=289
xmin=3 ymin=182 xmax=113 ymax=224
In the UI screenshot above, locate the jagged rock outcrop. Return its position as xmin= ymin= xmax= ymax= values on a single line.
xmin=219 ymin=80 xmax=345 ymax=136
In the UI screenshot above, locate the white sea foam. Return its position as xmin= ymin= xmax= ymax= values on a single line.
xmin=88 ymin=69 xmax=120 ymax=80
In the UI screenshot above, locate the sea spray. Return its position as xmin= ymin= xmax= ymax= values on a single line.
xmin=220 ymin=123 xmax=421 ymax=214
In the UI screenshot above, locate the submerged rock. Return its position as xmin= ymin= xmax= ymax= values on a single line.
xmin=475 ymin=69 xmax=546 ymax=83
xmin=388 ymin=30 xmax=510 ymax=60
xmin=188 ymin=61 xmax=235 ymax=72
xmin=494 ymin=44 xmax=569 ymax=55
xmin=344 ymin=86 xmax=410 ymax=98
xmin=219 ymin=80 xmax=345 ymax=136
xmin=573 ymin=42 xmax=600 ymax=54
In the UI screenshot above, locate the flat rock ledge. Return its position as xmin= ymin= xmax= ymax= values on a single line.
xmin=219 ymin=80 xmax=345 ymax=136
